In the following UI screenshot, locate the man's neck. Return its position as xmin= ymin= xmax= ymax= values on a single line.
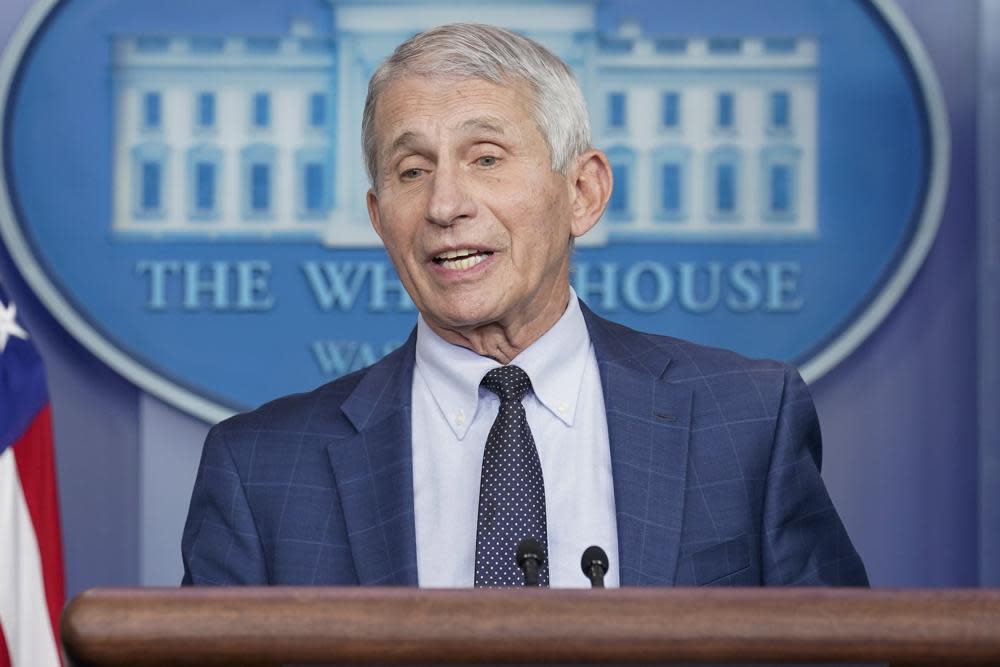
xmin=423 ymin=286 xmax=572 ymax=364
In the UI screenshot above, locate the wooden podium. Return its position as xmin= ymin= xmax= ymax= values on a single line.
xmin=61 ymin=588 xmax=1000 ymax=666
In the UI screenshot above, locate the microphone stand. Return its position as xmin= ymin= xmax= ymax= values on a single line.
xmin=581 ymin=545 xmax=609 ymax=588
xmin=516 ymin=538 xmax=546 ymax=587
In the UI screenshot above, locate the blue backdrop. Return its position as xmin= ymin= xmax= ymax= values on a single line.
xmin=0 ymin=0 xmax=993 ymax=594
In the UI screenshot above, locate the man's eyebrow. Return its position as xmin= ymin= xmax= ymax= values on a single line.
xmin=386 ymin=131 xmax=421 ymax=158
xmin=384 ymin=118 xmax=509 ymax=160
xmin=457 ymin=117 xmax=508 ymax=137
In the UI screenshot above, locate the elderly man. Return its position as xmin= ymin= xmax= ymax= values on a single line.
xmin=182 ymin=24 xmax=867 ymax=588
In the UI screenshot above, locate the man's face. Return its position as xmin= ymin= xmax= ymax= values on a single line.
xmin=367 ymin=75 xmax=585 ymax=338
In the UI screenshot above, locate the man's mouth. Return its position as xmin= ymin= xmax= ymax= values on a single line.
xmin=432 ymin=248 xmax=494 ymax=270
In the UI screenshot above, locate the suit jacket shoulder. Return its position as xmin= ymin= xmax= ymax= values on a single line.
xmin=182 ymin=331 xmax=418 ymax=586
xmin=581 ymin=303 xmax=865 ymax=586
xmin=583 ymin=305 xmax=811 ymax=462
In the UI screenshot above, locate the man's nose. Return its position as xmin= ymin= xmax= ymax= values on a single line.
xmin=425 ymin=163 xmax=476 ymax=226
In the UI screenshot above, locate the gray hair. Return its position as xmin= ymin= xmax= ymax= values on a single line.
xmin=361 ymin=23 xmax=592 ymax=186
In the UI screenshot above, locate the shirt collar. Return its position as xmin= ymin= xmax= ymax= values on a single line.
xmin=414 ymin=289 xmax=592 ymax=439
xmin=415 ymin=315 xmax=496 ymax=441
xmin=508 ymin=290 xmax=590 ymax=428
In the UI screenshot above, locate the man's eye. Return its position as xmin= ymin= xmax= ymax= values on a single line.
xmin=476 ymin=156 xmax=499 ymax=167
xmin=400 ymin=168 xmax=424 ymax=179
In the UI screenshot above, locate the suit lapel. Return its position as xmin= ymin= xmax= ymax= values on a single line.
xmin=326 ymin=331 xmax=419 ymax=585
xmin=581 ymin=303 xmax=692 ymax=586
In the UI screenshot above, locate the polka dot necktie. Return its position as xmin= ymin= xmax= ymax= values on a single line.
xmin=474 ymin=365 xmax=550 ymax=587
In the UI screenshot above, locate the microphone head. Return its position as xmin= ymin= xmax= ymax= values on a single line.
xmin=581 ymin=545 xmax=609 ymax=576
xmin=516 ymin=537 xmax=546 ymax=568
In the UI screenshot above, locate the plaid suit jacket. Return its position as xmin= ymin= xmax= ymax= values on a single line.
xmin=182 ymin=302 xmax=868 ymax=586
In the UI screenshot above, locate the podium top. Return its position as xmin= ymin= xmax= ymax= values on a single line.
xmin=62 ymin=587 xmax=1000 ymax=666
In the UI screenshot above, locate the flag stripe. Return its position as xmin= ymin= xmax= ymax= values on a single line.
xmin=0 ymin=447 xmax=62 ymax=667
xmin=0 ymin=621 xmax=11 ymax=667
xmin=11 ymin=406 xmax=65 ymax=647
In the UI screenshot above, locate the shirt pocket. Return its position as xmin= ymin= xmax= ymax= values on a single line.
xmin=691 ymin=534 xmax=750 ymax=586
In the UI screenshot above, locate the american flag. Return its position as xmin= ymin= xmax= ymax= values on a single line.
xmin=0 ymin=282 xmax=64 ymax=667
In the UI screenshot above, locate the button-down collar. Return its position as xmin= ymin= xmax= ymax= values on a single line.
xmin=414 ymin=290 xmax=591 ymax=439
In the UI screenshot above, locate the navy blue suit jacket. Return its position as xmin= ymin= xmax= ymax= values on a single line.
xmin=182 ymin=304 xmax=867 ymax=586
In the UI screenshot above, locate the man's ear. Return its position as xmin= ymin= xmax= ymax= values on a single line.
xmin=568 ymin=149 xmax=613 ymax=239
xmin=367 ymin=188 xmax=385 ymax=241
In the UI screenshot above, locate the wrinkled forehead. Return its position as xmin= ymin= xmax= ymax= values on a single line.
xmin=373 ymin=74 xmax=540 ymax=149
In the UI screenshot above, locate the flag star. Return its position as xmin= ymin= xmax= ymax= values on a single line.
xmin=0 ymin=299 xmax=29 ymax=352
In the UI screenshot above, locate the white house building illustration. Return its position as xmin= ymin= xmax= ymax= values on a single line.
xmin=111 ymin=0 xmax=818 ymax=247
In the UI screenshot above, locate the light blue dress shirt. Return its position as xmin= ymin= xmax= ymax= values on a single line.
xmin=412 ymin=291 xmax=620 ymax=587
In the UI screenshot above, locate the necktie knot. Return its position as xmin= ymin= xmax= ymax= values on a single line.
xmin=481 ymin=365 xmax=532 ymax=404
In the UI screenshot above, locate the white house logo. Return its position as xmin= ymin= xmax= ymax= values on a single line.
xmin=112 ymin=20 xmax=817 ymax=247
xmin=0 ymin=0 xmax=948 ymax=423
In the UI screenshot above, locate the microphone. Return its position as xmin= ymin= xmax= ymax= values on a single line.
xmin=516 ymin=537 xmax=546 ymax=587
xmin=581 ymin=545 xmax=609 ymax=588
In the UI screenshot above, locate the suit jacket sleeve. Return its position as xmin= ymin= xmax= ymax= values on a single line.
xmin=181 ymin=423 xmax=269 ymax=585
xmin=760 ymin=366 xmax=869 ymax=586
